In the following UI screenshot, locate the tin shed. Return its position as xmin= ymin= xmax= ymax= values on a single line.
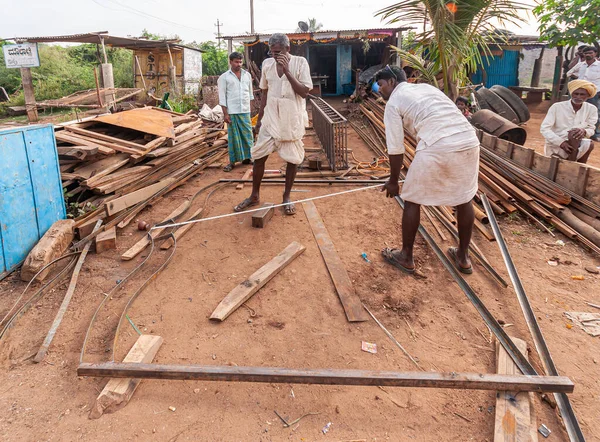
xmin=0 ymin=125 xmax=66 ymax=278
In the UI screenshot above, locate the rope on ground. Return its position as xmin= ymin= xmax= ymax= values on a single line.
xmin=152 ymin=183 xmax=399 ymax=231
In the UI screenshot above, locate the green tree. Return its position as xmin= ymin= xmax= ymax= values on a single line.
xmin=139 ymin=29 xmax=180 ymax=41
xmin=376 ymin=0 xmax=528 ymax=99
xmin=296 ymin=18 xmax=324 ymax=32
xmin=533 ymin=0 xmax=600 ymax=50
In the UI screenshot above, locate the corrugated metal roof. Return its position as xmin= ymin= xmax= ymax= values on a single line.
xmin=2 ymin=32 xmax=203 ymax=52
xmin=223 ymin=27 xmax=412 ymax=39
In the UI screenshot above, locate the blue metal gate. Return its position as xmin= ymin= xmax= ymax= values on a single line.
xmin=471 ymin=50 xmax=520 ymax=88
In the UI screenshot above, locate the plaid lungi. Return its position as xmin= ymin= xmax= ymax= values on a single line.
xmin=228 ymin=113 xmax=253 ymax=163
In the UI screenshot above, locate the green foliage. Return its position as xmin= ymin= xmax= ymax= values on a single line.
xmin=296 ymin=18 xmax=324 ymax=32
xmin=533 ymin=0 xmax=600 ymax=48
xmin=0 ymin=41 xmax=133 ymax=107
xmin=140 ymin=29 xmax=180 ymax=41
xmin=376 ymin=0 xmax=529 ymax=98
xmin=169 ymin=94 xmax=197 ymax=113
xmin=186 ymin=41 xmax=243 ymax=76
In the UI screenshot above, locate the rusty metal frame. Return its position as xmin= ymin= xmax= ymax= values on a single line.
xmin=310 ymin=97 xmax=348 ymax=171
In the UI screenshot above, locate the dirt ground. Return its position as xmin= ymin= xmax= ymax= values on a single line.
xmin=1 ymin=107 xmax=599 ymax=442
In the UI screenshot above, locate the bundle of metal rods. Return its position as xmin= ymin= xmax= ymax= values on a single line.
xmin=357 ymin=97 xmax=600 ymax=256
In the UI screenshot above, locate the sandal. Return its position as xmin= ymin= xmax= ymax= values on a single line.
xmin=381 ymin=248 xmax=415 ymax=275
xmin=234 ymin=197 xmax=259 ymax=212
xmin=448 ymin=247 xmax=473 ymax=274
xmin=223 ymin=164 xmax=234 ymax=172
xmin=283 ymin=202 xmax=296 ymax=216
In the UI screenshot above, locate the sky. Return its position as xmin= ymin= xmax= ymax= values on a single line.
xmin=1 ymin=0 xmax=541 ymax=44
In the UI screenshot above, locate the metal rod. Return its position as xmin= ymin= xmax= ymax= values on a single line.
xmin=481 ymin=194 xmax=585 ymax=442
xmin=76 ymin=363 xmax=573 ymax=393
xmin=219 ymin=179 xmax=386 ymax=184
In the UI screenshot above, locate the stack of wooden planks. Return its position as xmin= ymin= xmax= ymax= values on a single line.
xmin=357 ymin=97 xmax=600 ymax=255
xmin=57 ymin=107 xmax=228 ymax=241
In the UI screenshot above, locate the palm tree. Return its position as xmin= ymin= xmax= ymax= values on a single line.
xmin=376 ymin=0 xmax=528 ymax=99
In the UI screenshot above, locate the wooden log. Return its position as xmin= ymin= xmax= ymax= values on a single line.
xmin=303 ymin=201 xmax=369 ymax=322
xmin=95 ymin=227 xmax=117 ymax=253
xmin=33 ymin=220 xmax=102 ymax=363
xmin=252 ymin=203 xmax=275 ymax=228
xmin=570 ymin=208 xmax=600 ymax=232
xmin=554 ymin=207 xmax=600 ymax=248
xmin=210 ymin=242 xmax=306 ymax=321
xmin=21 ymin=220 xmax=75 ymax=282
xmin=89 ymin=335 xmax=163 ymax=419
xmin=77 ymin=363 xmax=574 ymax=393
xmin=494 ymin=337 xmax=537 ymax=442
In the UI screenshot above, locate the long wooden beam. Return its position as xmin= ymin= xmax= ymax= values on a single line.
xmin=77 ymin=363 xmax=574 ymax=393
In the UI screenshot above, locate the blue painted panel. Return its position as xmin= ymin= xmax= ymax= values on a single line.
xmin=0 ymin=131 xmax=40 ymax=273
xmin=472 ymin=50 xmax=520 ymax=88
xmin=337 ymin=45 xmax=352 ymax=95
xmin=0 ymin=124 xmax=65 ymax=275
xmin=24 ymin=126 xmax=65 ymax=233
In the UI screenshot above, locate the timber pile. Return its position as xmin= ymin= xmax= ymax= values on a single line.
xmin=357 ymin=97 xmax=600 ymax=255
xmin=57 ymin=107 xmax=228 ymax=240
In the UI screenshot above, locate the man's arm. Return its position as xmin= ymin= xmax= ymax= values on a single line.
xmin=567 ymin=61 xmax=582 ymax=78
xmin=584 ymin=104 xmax=599 ymax=138
xmin=278 ymin=56 xmax=310 ymax=98
xmin=254 ymin=89 xmax=268 ymax=133
xmin=382 ymin=103 xmax=405 ymax=197
xmin=217 ymin=75 xmax=231 ymax=124
xmin=540 ymin=105 xmax=565 ymax=146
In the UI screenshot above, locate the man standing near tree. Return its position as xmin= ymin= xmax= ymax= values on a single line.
xmin=218 ymin=52 xmax=254 ymax=172
xmin=567 ymin=46 xmax=600 ymax=140
xmin=233 ymin=33 xmax=312 ymax=215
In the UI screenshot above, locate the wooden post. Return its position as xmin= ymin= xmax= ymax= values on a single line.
xmin=530 ymin=47 xmax=544 ymax=88
xmin=227 ymin=39 xmax=233 ymax=56
xmin=166 ymin=45 xmax=178 ymax=96
xmin=551 ymin=46 xmax=563 ymax=102
xmin=20 ymin=68 xmax=38 ymax=123
xmin=93 ymin=66 xmax=103 ymax=108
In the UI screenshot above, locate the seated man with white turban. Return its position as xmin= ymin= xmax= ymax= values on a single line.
xmin=540 ymin=80 xmax=598 ymax=163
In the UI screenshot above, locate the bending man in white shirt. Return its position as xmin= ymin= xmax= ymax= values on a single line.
xmin=567 ymin=45 xmax=600 ymax=140
xmin=218 ymin=52 xmax=254 ymax=172
xmin=376 ymin=65 xmax=480 ymax=275
xmin=234 ymin=33 xmax=312 ymax=215
xmin=540 ymin=80 xmax=597 ymax=163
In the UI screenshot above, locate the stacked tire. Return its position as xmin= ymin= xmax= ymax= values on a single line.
xmin=474 ymin=86 xmax=530 ymax=124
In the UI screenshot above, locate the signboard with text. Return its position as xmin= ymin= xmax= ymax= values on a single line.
xmin=3 ymin=43 xmax=40 ymax=69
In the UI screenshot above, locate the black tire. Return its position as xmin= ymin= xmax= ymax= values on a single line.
xmin=477 ymin=88 xmax=519 ymax=124
xmin=490 ymin=85 xmax=530 ymax=123
xmin=474 ymin=90 xmax=491 ymax=111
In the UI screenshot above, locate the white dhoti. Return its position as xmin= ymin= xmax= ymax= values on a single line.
xmin=544 ymin=139 xmax=593 ymax=160
xmin=251 ymin=126 xmax=305 ymax=165
xmin=401 ymin=132 xmax=480 ymax=207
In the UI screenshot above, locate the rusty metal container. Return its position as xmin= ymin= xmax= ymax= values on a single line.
xmin=471 ymin=109 xmax=527 ymax=145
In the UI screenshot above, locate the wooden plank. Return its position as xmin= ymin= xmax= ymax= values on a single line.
xmin=55 ymin=131 xmax=115 ymax=155
xmin=77 ymin=363 xmax=574 ymax=392
xmin=95 ymin=227 xmax=117 ymax=253
xmin=95 ymin=108 xmax=176 ymax=139
xmin=33 ymin=221 xmax=102 ymax=363
xmin=237 ymin=169 xmax=252 ymax=190
xmin=89 ymin=335 xmax=163 ymax=419
xmin=72 ymin=154 xmax=129 ymax=180
xmin=57 ymin=145 xmax=98 ymax=160
xmin=252 ymin=203 xmax=275 ymax=228
xmin=121 ymin=200 xmax=189 ymax=261
xmin=494 ymin=337 xmax=537 ymax=442
xmin=555 ymin=161 xmax=590 ymax=197
xmin=303 ymin=201 xmax=369 ymax=322
xmin=105 ymin=179 xmax=174 ymax=216
xmin=210 ymin=242 xmax=306 ymax=321
xmin=63 ymin=126 xmax=145 ymax=152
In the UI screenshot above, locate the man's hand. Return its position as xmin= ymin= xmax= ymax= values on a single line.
xmin=223 ymin=113 xmax=232 ymax=125
xmin=381 ymin=179 xmax=400 ymax=198
xmin=560 ymin=141 xmax=574 ymax=154
xmin=570 ymin=128 xmax=586 ymax=140
xmin=253 ymin=120 xmax=262 ymax=135
xmin=276 ymin=54 xmax=290 ymax=73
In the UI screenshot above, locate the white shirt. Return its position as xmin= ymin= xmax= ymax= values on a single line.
xmin=540 ymin=100 xmax=598 ymax=152
xmin=384 ymin=82 xmax=477 ymax=155
xmin=217 ymin=69 xmax=253 ymax=115
xmin=259 ymin=55 xmax=312 ymax=141
xmin=567 ymin=60 xmax=600 ymax=91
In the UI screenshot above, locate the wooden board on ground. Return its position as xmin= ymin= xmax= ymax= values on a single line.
xmin=252 ymin=203 xmax=275 ymax=228
xmin=237 ymin=169 xmax=252 ymax=190
xmin=303 ymin=201 xmax=369 ymax=322
xmin=494 ymin=336 xmax=537 ymax=442
xmin=89 ymin=334 xmax=163 ymax=419
xmin=210 ymin=242 xmax=306 ymax=321
xmin=95 ymin=108 xmax=176 ymax=139
xmin=95 ymin=227 xmax=117 ymax=253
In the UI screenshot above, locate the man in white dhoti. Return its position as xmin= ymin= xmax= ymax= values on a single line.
xmin=234 ymin=33 xmax=313 ymax=215
xmin=540 ymin=80 xmax=597 ymax=163
xmin=375 ymin=65 xmax=480 ymax=274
